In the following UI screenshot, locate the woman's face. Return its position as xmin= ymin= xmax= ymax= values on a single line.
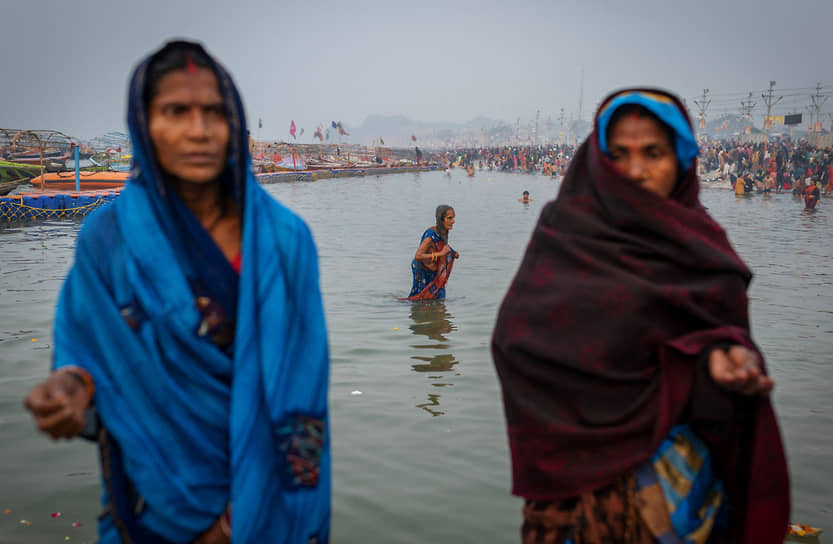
xmin=443 ymin=209 xmax=456 ymax=231
xmin=607 ymin=114 xmax=678 ymax=198
xmin=148 ymin=67 xmax=229 ymax=183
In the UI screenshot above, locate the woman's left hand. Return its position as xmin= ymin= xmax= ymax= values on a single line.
xmin=708 ymin=345 xmax=774 ymax=396
xmin=454 ymin=252 xmax=460 ymax=259
xmin=192 ymin=517 xmax=229 ymax=544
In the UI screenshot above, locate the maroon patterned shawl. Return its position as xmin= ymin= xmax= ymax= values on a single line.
xmin=491 ymin=90 xmax=789 ymax=543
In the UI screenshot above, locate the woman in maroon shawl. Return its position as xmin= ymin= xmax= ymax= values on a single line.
xmin=492 ymin=89 xmax=789 ymax=544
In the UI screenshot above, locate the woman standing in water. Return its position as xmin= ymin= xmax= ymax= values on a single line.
xmin=24 ymin=41 xmax=330 ymax=543
xmin=492 ymin=89 xmax=789 ymax=543
xmin=405 ymin=205 xmax=459 ymax=300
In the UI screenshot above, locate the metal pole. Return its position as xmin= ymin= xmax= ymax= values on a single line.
xmin=694 ymin=89 xmax=710 ymax=143
xmin=40 ymin=141 xmax=45 ymax=190
xmin=810 ymin=82 xmax=826 ymax=149
xmin=762 ymin=81 xmax=781 ymax=156
xmin=74 ymin=144 xmax=80 ymax=192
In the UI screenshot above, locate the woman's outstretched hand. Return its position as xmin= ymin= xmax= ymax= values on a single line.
xmin=192 ymin=517 xmax=230 ymax=544
xmin=24 ymin=371 xmax=92 ymax=439
xmin=708 ymin=345 xmax=774 ymax=396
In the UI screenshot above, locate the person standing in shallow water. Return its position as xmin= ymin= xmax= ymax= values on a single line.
xmin=492 ymin=88 xmax=789 ymax=544
xmin=804 ymin=182 xmax=820 ymax=209
xmin=405 ymin=205 xmax=460 ymax=300
xmin=24 ymin=41 xmax=330 ymax=543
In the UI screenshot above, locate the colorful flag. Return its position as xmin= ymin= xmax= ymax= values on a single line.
xmin=411 ymin=134 xmax=417 ymax=141
xmin=380 ymin=137 xmax=385 ymax=145
xmin=299 ymin=128 xmax=305 ymax=137
xmin=289 ymin=120 xmax=296 ymax=139
xmin=258 ymin=118 xmax=263 ymax=129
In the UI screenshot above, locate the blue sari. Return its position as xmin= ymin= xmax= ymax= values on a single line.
xmin=52 ymin=44 xmax=330 ymax=543
xmin=407 ymin=228 xmax=455 ymax=300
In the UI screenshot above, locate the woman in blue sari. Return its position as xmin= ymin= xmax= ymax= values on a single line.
xmin=405 ymin=205 xmax=459 ymax=300
xmin=24 ymin=41 xmax=330 ymax=543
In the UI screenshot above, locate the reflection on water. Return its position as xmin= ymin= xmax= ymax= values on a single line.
xmin=407 ymin=300 xmax=458 ymax=416
xmin=408 ymin=299 xmax=456 ymax=342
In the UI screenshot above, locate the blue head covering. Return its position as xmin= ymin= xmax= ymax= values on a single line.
xmin=53 ymin=40 xmax=330 ymax=543
xmin=597 ymin=90 xmax=699 ymax=172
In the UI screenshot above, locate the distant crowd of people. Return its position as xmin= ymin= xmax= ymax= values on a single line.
xmin=701 ymin=139 xmax=833 ymax=195
xmin=422 ymin=139 xmax=833 ymax=202
xmin=429 ymin=144 xmax=577 ymax=175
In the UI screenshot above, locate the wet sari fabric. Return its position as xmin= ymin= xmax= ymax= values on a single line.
xmin=406 ymin=228 xmax=455 ymax=300
xmin=492 ymin=89 xmax=789 ymax=543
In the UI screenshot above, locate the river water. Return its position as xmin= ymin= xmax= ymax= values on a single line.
xmin=0 ymin=170 xmax=830 ymax=543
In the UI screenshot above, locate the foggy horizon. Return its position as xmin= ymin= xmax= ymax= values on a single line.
xmin=1 ymin=0 xmax=831 ymax=143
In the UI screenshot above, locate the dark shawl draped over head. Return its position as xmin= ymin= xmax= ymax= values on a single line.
xmin=492 ymin=89 xmax=789 ymax=543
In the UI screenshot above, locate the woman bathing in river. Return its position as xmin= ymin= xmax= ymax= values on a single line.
xmin=404 ymin=205 xmax=460 ymax=300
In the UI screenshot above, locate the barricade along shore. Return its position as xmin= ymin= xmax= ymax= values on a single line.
xmin=0 ymin=164 xmax=440 ymax=225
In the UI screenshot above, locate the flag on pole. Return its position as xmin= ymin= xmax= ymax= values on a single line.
xmin=290 ymin=120 xmax=296 ymax=139
xmin=258 ymin=118 xmax=263 ymax=129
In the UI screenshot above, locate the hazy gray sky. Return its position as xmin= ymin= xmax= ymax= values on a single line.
xmin=2 ymin=0 xmax=831 ymax=141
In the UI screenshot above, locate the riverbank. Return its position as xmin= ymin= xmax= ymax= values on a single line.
xmin=256 ymin=164 xmax=439 ymax=183
xmin=0 ymin=165 xmax=440 ymax=225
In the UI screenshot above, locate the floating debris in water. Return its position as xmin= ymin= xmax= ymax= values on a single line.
xmin=3 ymin=509 xmax=10 ymax=514
xmin=351 ymin=390 xmax=362 ymax=396
xmin=787 ymin=523 xmax=823 ymax=537
xmin=393 ymin=327 xmax=399 ymax=331
xmin=20 ymin=519 xmax=32 ymax=526
xmin=32 ymin=338 xmax=37 ymax=342
xmin=51 ymin=511 xmax=62 ymax=518
xmin=72 ymin=522 xmax=82 ymax=528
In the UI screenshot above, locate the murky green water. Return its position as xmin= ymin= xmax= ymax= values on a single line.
xmin=1 ymin=170 xmax=830 ymax=542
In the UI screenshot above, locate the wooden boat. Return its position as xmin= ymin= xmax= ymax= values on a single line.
xmin=4 ymin=150 xmax=69 ymax=165
xmin=28 ymin=171 xmax=129 ymax=191
xmin=0 ymin=160 xmax=41 ymax=184
xmin=0 ymin=178 xmax=24 ymax=196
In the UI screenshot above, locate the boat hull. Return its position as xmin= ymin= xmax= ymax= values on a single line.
xmin=28 ymin=171 xmax=129 ymax=191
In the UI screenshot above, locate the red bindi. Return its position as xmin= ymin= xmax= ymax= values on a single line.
xmin=185 ymin=54 xmax=197 ymax=74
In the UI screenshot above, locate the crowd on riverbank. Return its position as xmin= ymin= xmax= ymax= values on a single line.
xmin=420 ymin=139 xmax=833 ymax=198
xmin=426 ymin=144 xmax=577 ymax=175
xmin=700 ymin=140 xmax=833 ymax=196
